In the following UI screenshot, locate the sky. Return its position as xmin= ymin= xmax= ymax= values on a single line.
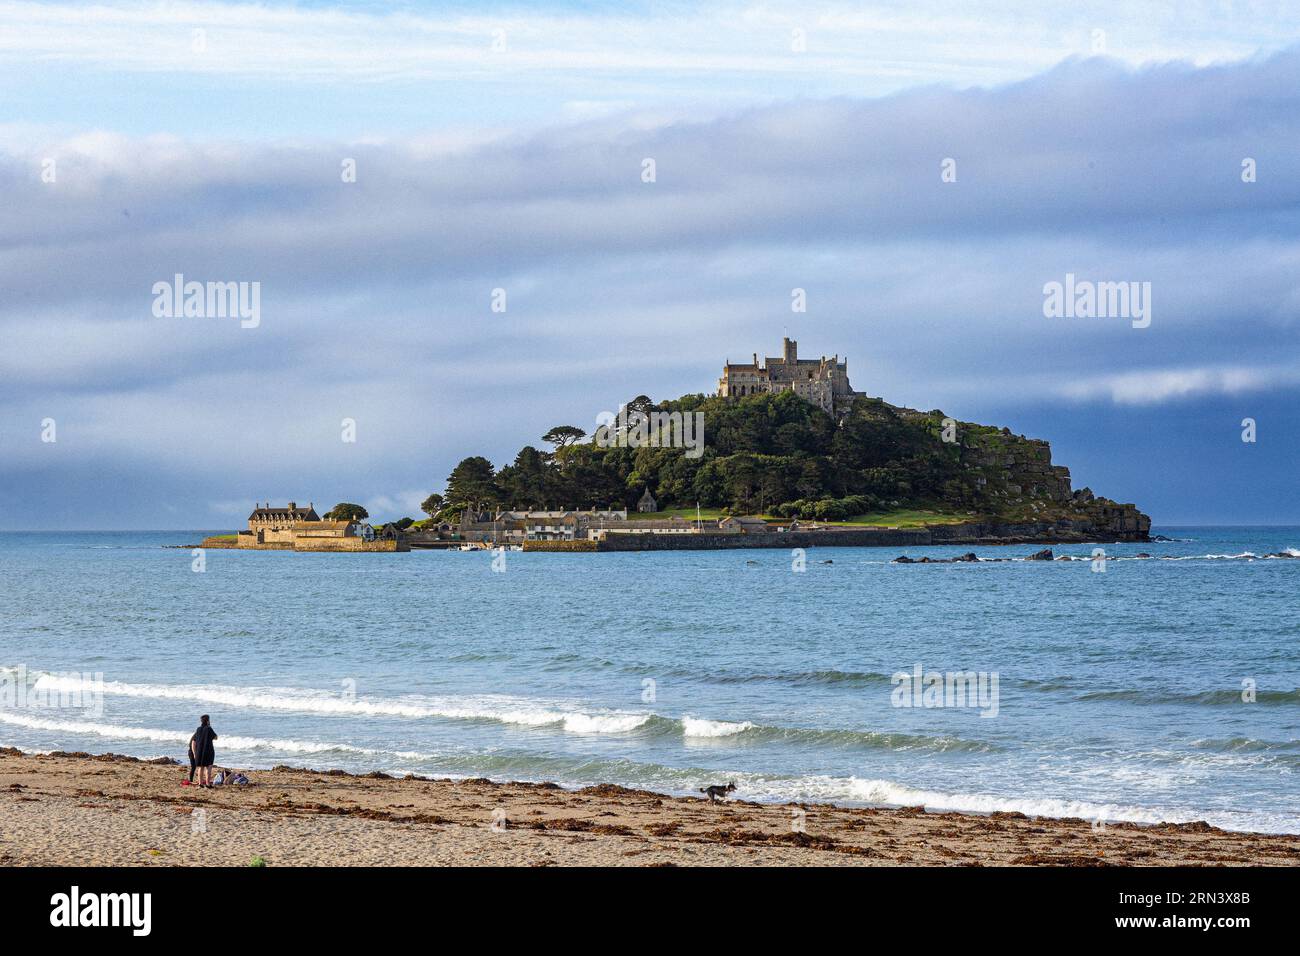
xmin=1 ymin=0 xmax=1298 ymax=529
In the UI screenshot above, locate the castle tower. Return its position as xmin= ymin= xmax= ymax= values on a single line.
xmin=719 ymin=338 xmax=857 ymax=412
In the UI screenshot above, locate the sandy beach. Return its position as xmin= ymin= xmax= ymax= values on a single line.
xmin=1 ymin=749 xmax=1296 ymax=867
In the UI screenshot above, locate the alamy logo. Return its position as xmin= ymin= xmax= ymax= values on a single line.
xmin=891 ymin=663 xmax=999 ymax=718
xmin=0 ymin=665 xmax=104 ymax=717
xmin=152 ymin=274 xmax=261 ymax=328
xmin=1042 ymin=273 xmax=1151 ymax=328
xmin=50 ymin=886 xmax=151 ymax=936
xmin=593 ymin=406 xmax=704 ymax=459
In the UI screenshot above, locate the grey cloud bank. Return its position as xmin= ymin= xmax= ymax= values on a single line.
xmin=2 ymin=50 xmax=1299 ymax=527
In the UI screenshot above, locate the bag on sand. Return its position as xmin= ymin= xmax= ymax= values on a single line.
xmin=212 ymin=771 xmax=225 ymax=785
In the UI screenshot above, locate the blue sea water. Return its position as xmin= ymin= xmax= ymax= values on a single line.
xmin=0 ymin=529 xmax=1296 ymax=833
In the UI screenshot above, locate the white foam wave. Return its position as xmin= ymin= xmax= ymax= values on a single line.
xmin=11 ymin=671 xmax=650 ymax=735
xmin=3 ymin=705 xmax=1293 ymax=832
xmin=25 ymin=672 xmax=446 ymax=718
xmin=682 ymin=716 xmax=755 ymax=737
xmin=562 ymin=713 xmax=652 ymax=734
xmin=845 ymin=777 xmax=1170 ymax=824
xmin=0 ymin=710 xmax=423 ymax=758
xmin=730 ymin=772 xmax=1200 ymax=827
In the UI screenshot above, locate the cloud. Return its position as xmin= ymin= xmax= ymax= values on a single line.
xmin=1056 ymin=365 xmax=1300 ymax=405
xmin=363 ymin=491 xmax=431 ymax=520
xmin=0 ymin=0 xmax=1281 ymax=87
xmin=4 ymin=42 xmax=1300 ymax=525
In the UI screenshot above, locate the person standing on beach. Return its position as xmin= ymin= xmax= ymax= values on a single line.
xmin=189 ymin=715 xmax=218 ymax=788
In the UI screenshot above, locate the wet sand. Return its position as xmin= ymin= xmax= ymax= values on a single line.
xmin=2 ymin=749 xmax=1296 ymax=867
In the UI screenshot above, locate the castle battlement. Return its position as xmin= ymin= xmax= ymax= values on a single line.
xmin=718 ymin=338 xmax=856 ymax=414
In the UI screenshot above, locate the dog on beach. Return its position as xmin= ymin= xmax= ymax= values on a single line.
xmin=700 ymin=782 xmax=736 ymax=803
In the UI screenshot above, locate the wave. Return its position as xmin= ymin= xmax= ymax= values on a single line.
xmin=573 ymin=657 xmax=900 ymax=689
xmin=681 ymin=716 xmax=755 ymax=737
xmin=832 ymin=777 xmax=1185 ymax=826
xmin=1190 ymin=736 xmax=1300 ymax=755
xmin=1076 ymin=687 xmax=1299 ymax=706
xmin=2 ymin=710 xmax=1292 ymax=832
xmin=6 ymin=670 xmax=651 ymax=734
xmin=654 ymin=714 xmax=993 ymax=752
xmin=9 ymin=667 xmax=1283 ymax=750
xmin=0 ymin=710 xmax=425 ymax=759
xmin=1020 ymin=550 xmax=1300 ymax=562
xmin=560 ymin=713 xmax=652 ymax=734
xmin=3 ymin=667 xmax=991 ymax=752
xmin=0 ymin=713 xmax=1205 ymax=828
xmin=1156 ymin=550 xmax=1299 ymax=561
xmin=709 ymin=668 xmax=894 ymax=688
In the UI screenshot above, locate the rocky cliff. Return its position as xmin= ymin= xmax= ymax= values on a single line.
xmin=888 ymin=404 xmax=1150 ymax=540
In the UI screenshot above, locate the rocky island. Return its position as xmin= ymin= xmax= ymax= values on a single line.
xmin=409 ymin=339 xmax=1150 ymax=550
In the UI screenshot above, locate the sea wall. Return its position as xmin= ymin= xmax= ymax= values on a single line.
xmin=522 ymin=539 xmax=598 ymax=552
xmin=595 ymin=528 xmax=930 ymax=551
xmin=594 ymin=517 xmax=1149 ymax=551
xmin=198 ymin=534 xmax=404 ymax=552
xmin=398 ymin=512 xmax=1151 ymax=554
xmin=289 ymin=538 xmax=405 ymax=553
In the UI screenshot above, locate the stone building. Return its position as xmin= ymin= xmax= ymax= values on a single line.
xmin=457 ymin=508 xmax=629 ymax=544
xmin=289 ymin=520 xmax=363 ymax=543
xmin=718 ymin=338 xmax=856 ymax=414
xmin=248 ymin=501 xmax=319 ymax=532
xmin=227 ymin=502 xmax=406 ymax=551
xmin=636 ymin=488 xmax=658 ymax=512
xmin=718 ymin=515 xmax=771 ymax=534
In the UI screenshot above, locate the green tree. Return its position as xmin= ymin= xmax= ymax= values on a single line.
xmin=542 ymin=425 xmax=586 ymax=451
xmin=324 ymin=503 xmax=369 ymax=522
xmin=623 ymin=395 xmax=653 ymax=424
xmin=445 ymin=456 xmax=500 ymax=510
xmin=419 ymin=493 xmax=445 ymax=517
xmin=496 ymin=446 xmax=552 ymax=507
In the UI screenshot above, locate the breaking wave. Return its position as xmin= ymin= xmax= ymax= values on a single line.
xmin=2 ymin=669 xmax=989 ymax=751
xmin=680 ymin=716 xmax=756 ymax=737
xmin=0 ymin=710 xmax=426 ymax=759
xmin=2 ymin=710 xmax=1292 ymax=832
xmin=5 ymin=670 xmax=652 ymax=734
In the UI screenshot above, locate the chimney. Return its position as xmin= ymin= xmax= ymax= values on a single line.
xmin=753 ymin=352 xmax=758 ymax=367
xmin=288 ymin=502 xmax=297 ymax=510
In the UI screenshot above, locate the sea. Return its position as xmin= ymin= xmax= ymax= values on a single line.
xmin=0 ymin=528 xmax=1296 ymax=834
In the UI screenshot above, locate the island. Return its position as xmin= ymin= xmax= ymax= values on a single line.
xmin=203 ymin=338 xmax=1150 ymax=553
xmin=415 ymin=338 xmax=1149 ymax=551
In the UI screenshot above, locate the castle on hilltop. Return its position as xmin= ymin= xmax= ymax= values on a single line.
xmin=718 ymin=338 xmax=857 ymax=414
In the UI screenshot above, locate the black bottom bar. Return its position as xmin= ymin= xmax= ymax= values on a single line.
xmin=0 ymin=865 xmax=1285 ymax=940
